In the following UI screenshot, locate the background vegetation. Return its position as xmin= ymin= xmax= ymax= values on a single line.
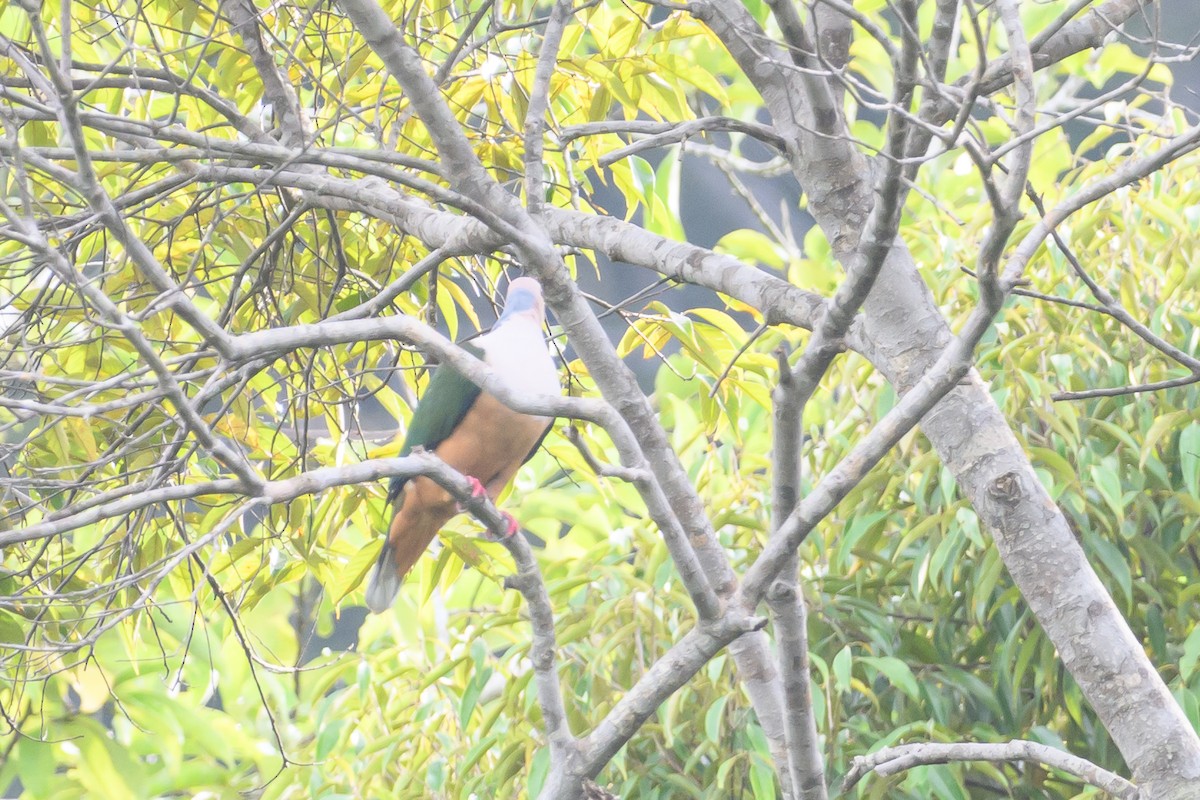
xmin=1 ymin=0 xmax=1198 ymax=797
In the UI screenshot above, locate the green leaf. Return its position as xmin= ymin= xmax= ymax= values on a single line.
xmin=1177 ymin=688 xmax=1200 ymax=729
xmin=1140 ymin=411 xmax=1187 ymax=469
xmin=16 ymin=737 xmax=53 ymax=798
xmin=528 ymin=746 xmax=551 ymax=798
xmin=1089 ymin=536 xmax=1133 ymax=607
xmin=0 ymin=608 xmax=25 ymax=644
xmin=1180 ymin=422 xmax=1200 ymax=499
xmin=1089 ymin=457 xmax=1125 ymax=521
xmin=705 ymin=695 xmax=729 ymax=743
xmin=744 ymin=724 xmax=777 ymax=800
xmin=861 ymin=656 xmax=921 ymax=701
xmin=72 ymin=721 xmax=137 ymax=800
xmin=714 ymin=229 xmax=785 ymax=270
xmin=927 ymin=764 xmax=969 ymax=800
xmin=331 ymin=536 xmax=382 ymax=606
xmin=1147 ymin=604 xmax=1167 ymax=658
xmin=833 ymin=645 xmax=853 ymax=694
xmin=316 ymin=720 xmax=345 ymax=761
xmin=1181 ymin=626 xmax=1200 ymax=682
xmin=459 ymin=667 xmax=490 ymax=727
xmin=442 ymin=531 xmax=504 ymax=581
xmin=749 ymin=759 xmax=776 ymax=800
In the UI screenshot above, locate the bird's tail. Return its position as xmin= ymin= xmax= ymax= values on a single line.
xmin=365 ymin=540 xmax=404 ymax=613
xmin=364 ymin=508 xmax=445 ymax=613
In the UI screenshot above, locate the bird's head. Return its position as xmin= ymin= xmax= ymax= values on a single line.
xmin=497 ymin=277 xmax=546 ymax=326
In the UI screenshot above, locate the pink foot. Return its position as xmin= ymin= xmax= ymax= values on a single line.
xmin=485 ymin=511 xmax=519 ymax=540
xmin=457 ymin=477 xmax=488 ymax=512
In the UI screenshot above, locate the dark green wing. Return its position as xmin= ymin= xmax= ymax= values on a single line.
xmin=388 ymin=342 xmax=485 ymax=503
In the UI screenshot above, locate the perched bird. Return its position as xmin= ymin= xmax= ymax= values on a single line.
xmin=364 ymin=277 xmax=559 ymax=613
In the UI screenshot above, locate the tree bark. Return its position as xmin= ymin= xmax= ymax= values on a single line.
xmin=858 ymin=253 xmax=1200 ymax=800
xmin=697 ymin=0 xmax=1200 ymax=795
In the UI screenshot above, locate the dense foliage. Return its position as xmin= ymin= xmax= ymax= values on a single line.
xmin=0 ymin=0 xmax=1197 ymax=797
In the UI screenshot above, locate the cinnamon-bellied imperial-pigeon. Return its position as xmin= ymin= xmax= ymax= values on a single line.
xmin=365 ymin=278 xmax=559 ymax=613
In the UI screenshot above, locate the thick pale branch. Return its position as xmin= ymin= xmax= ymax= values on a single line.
xmin=222 ymin=0 xmax=313 ymax=148
xmin=768 ymin=357 xmax=827 ymax=800
xmin=741 ymin=284 xmax=1000 ymax=604
xmin=926 ymin=0 xmax=1151 ymax=128
xmin=971 ymin=0 xmax=1035 ymax=309
xmin=228 ymin=313 xmax=712 ymax=606
xmin=336 ymin=0 xmax=539 ymax=247
xmin=842 ymin=740 xmax=1140 ymax=799
xmin=741 ymin=119 xmax=1200 ymax=605
xmin=503 ymin=534 xmax=577 ymax=758
xmin=767 ymin=581 xmax=825 ymax=800
xmin=522 ymin=0 xmax=573 ymax=210
xmin=335 ymin=0 xmax=807 ymax=786
xmin=8 ymin=453 xmax=533 ymax=546
xmin=228 ymin=317 xmax=597 ymax=422
xmin=542 ymin=208 xmax=827 ymax=329
xmin=2 ymin=137 xmax=831 ymax=337
xmin=4 ymin=2 xmax=1191 ymax=795
xmin=2 ymin=479 xmax=243 ymax=547
xmin=565 ymin=426 xmax=650 ymax=483
xmin=336 ymin=0 xmax=728 ymax=629
xmin=578 ymin=611 xmax=768 ymax=775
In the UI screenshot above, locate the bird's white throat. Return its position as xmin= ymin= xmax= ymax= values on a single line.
xmin=480 ymin=316 xmax=559 ymax=399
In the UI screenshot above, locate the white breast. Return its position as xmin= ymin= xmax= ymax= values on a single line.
xmin=478 ymin=318 xmax=559 ymax=400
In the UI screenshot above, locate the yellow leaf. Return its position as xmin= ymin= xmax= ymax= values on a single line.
xmin=332 ymin=536 xmax=382 ymax=607
xmin=65 ymin=417 xmax=100 ymax=461
xmin=69 ymin=662 xmax=111 ymax=714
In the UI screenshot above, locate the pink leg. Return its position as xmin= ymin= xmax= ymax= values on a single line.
xmin=458 ymin=478 xmax=518 ymax=538
xmin=457 ymin=477 xmax=488 ymax=512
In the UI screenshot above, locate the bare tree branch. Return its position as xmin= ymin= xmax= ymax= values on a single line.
xmin=502 ymin=531 xmax=577 ymax=759
xmin=768 ymin=352 xmax=826 ymax=800
xmin=1022 ymin=189 xmax=1200 ymax=401
xmin=842 ymin=739 xmax=1140 ymax=800
xmin=577 ymin=611 xmax=768 ymax=776
xmin=522 ymin=0 xmax=573 ymax=211
xmin=3 ymin=1 xmax=1199 ymax=796
xmin=221 ymin=0 xmax=313 ymax=148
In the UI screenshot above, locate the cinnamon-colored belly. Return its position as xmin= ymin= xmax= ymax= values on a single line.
xmin=400 ymin=393 xmax=549 ymax=521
